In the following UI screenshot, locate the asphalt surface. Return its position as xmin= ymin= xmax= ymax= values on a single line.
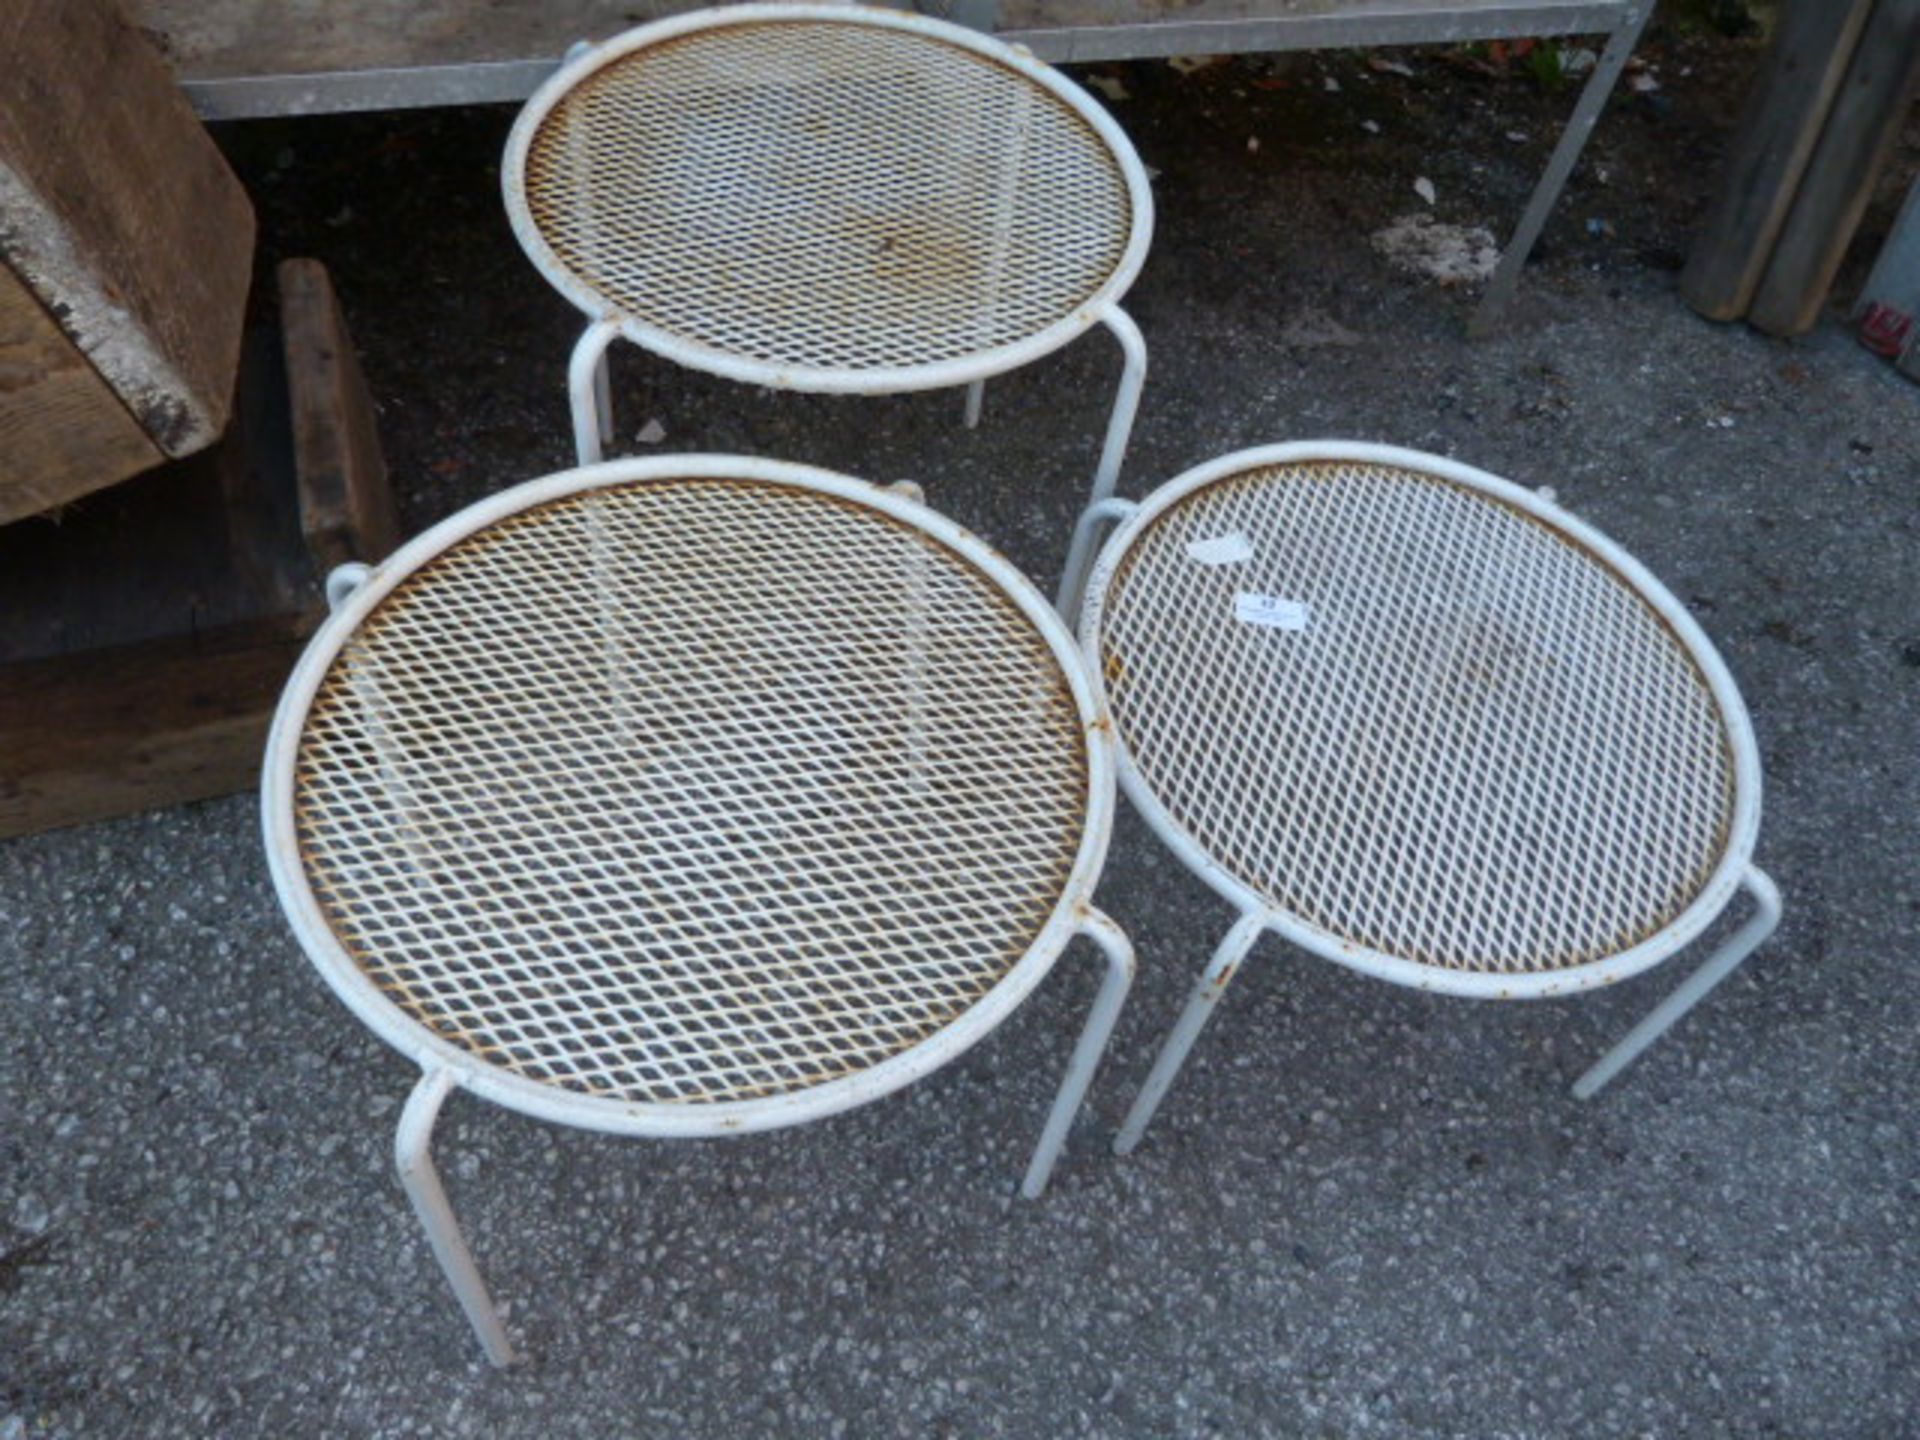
xmin=4 ymin=33 xmax=1917 ymax=1440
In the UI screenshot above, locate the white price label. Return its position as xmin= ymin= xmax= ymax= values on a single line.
xmin=1234 ymin=593 xmax=1310 ymax=631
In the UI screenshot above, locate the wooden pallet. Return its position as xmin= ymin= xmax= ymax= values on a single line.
xmin=0 ymin=259 xmax=395 ymax=839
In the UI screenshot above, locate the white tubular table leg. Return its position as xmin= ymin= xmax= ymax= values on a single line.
xmin=964 ymin=378 xmax=986 ymax=429
xmin=1573 ymin=867 xmax=1783 ymax=1100
xmin=395 ymin=1069 xmax=519 ymax=1367
xmin=1113 ymin=907 xmax=1267 ymax=1156
xmin=593 ymin=350 xmax=614 ymax=449
xmin=1055 ymin=305 xmax=1146 ymax=613
xmin=568 ymin=319 xmax=622 ymax=466
xmin=1055 ymin=496 xmax=1139 ymax=621
xmin=1021 ymin=906 xmax=1136 ymax=1199
xmin=1090 ymin=305 xmax=1146 ymax=510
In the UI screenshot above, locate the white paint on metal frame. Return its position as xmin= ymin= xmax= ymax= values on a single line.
xmin=1077 ymin=439 xmax=1765 ymax=1001
xmin=263 ymin=454 xmax=1118 ymax=1138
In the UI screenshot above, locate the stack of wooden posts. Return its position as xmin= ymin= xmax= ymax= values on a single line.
xmin=1680 ymin=0 xmax=1920 ymax=337
xmin=0 ymin=0 xmax=395 ymax=838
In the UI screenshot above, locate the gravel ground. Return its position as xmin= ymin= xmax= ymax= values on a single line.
xmin=4 ymin=26 xmax=1918 ymax=1439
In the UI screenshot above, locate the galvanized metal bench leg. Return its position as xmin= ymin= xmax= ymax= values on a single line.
xmin=1113 ymin=907 xmax=1266 ymax=1156
xmin=568 ymin=318 xmax=622 ymax=465
xmin=1021 ymin=906 xmax=1135 ymax=1198
xmin=395 ymin=1068 xmax=519 ymax=1367
xmin=1573 ymin=867 xmax=1782 ymax=1099
xmin=1055 ymin=496 xmax=1139 ymax=622
xmin=964 ymin=378 xmax=986 ymax=429
xmin=1469 ymin=2 xmax=1655 ymax=335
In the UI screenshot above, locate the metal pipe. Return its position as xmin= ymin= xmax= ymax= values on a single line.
xmin=1573 ymin=866 xmax=1782 ymax=1099
xmin=1113 ymin=907 xmax=1267 ymax=1155
xmin=1090 ymin=305 xmax=1146 ymax=511
xmin=1056 ymin=496 xmax=1139 ymax=619
xmin=395 ymin=1069 xmax=519 ymax=1366
xmin=568 ymin=319 xmax=622 ymax=465
xmin=593 ymin=349 xmax=614 ymax=449
xmin=1470 ymin=3 xmax=1655 ymax=333
xmin=1022 ymin=906 xmax=1136 ymax=1198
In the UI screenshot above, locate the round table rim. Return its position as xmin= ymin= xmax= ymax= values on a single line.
xmin=262 ymin=454 xmax=1117 ymax=1136
xmin=499 ymin=2 xmax=1156 ymax=395
xmin=1077 ymin=438 xmax=1763 ymax=1000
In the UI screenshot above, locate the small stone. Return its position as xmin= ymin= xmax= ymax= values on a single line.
xmin=11 ymin=1193 xmax=49 ymax=1235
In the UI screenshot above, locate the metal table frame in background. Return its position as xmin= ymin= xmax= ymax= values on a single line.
xmin=152 ymin=0 xmax=1657 ymax=330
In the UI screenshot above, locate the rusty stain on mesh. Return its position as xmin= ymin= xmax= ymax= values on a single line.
xmin=292 ymin=478 xmax=1088 ymax=1104
xmin=520 ymin=19 xmax=1131 ymax=372
xmin=1099 ymin=460 xmax=1737 ymax=974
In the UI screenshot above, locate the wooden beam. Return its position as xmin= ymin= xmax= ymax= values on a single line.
xmin=0 ymin=630 xmax=306 ymax=839
xmin=1678 ymin=0 xmax=1875 ymax=322
xmin=278 ymin=259 xmax=399 ymax=573
xmin=0 ymin=0 xmax=254 ymax=461
xmin=1748 ymin=0 xmax=1920 ymax=337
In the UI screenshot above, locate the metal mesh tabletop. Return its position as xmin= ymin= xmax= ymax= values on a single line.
xmin=1088 ymin=453 xmax=1747 ymax=982
xmin=505 ymin=6 xmax=1144 ymax=382
xmin=277 ymin=470 xmax=1095 ymax=1113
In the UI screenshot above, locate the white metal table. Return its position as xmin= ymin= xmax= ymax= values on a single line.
xmin=262 ymin=456 xmax=1133 ymax=1364
xmin=501 ymin=4 xmax=1153 ymax=605
xmin=1068 ymin=442 xmax=1781 ymax=1153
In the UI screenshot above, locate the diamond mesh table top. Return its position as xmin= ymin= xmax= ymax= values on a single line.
xmin=274 ymin=469 xmax=1096 ymax=1114
xmin=1087 ymin=451 xmax=1749 ymax=981
xmin=504 ymin=5 xmax=1146 ymax=383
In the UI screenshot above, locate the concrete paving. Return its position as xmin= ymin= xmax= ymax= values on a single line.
xmin=3 ymin=35 xmax=1916 ymax=1439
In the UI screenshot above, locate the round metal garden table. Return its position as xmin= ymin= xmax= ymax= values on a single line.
xmin=502 ymin=4 xmax=1154 ymax=608
xmin=1065 ymin=442 xmax=1781 ymax=1153
xmin=262 ymin=456 xmax=1132 ymax=1364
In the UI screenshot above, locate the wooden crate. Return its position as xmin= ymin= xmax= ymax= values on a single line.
xmin=0 ymin=0 xmax=255 ymax=523
xmin=0 ymin=260 xmax=396 ymax=839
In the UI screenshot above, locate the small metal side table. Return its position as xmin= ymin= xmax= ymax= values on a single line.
xmin=501 ymin=4 xmax=1153 ymax=608
xmin=1067 ymin=442 xmax=1781 ymax=1154
xmin=262 ymin=457 xmax=1133 ymax=1365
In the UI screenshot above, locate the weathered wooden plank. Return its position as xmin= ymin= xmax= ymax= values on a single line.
xmin=0 ymin=0 xmax=254 ymax=457
xmin=0 ymin=630 xmax=307 ymax=840
xmin=1749 ymin=0 xmax=1920 ymax=337
xmin=0 ymin=267 xmax=163 ymax=524
xmin=1679 ymin=0 xmax=1875 ymax=323
xmin=278 ymin=259 xmax=399 ymax=573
